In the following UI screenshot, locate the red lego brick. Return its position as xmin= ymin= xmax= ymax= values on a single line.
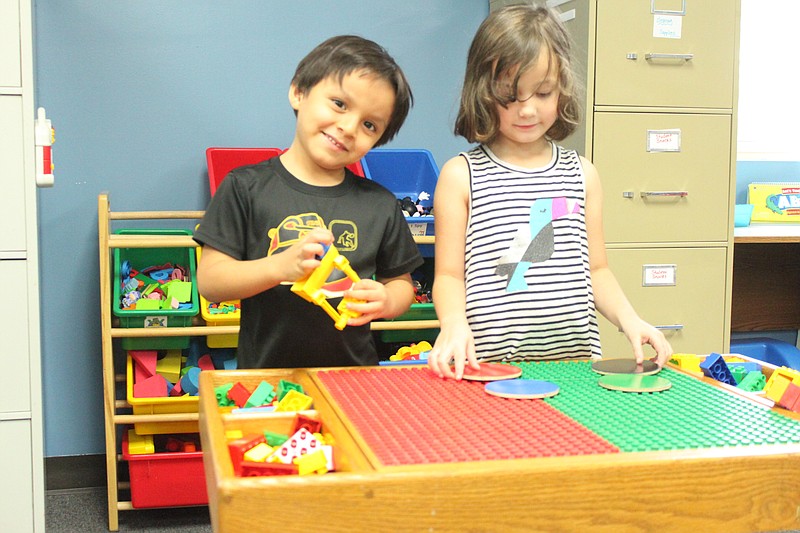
xmin=779 ymin=382 xmax=800 ymax=411
xmin=227 ymin=434 xmax=266 ymax=475
xmin=293 ymin=414 xmax=322 ymax=435
xmin=239 ymin=461 xmax=298 ymax=477
xmin=227 ymin=382 xmax=252 ymax=408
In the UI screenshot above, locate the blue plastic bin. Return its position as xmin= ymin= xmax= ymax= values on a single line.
xmin=362 ymin=148 xmax=438 ymax=211
xmin=729 ymin=337 xmax=800 ymax=371
xmin=362 ymin=149 xmax=438 ymax=257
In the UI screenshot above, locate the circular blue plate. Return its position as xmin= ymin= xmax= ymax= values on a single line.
xmin=484 ymin=379 xmax=560 ymax=399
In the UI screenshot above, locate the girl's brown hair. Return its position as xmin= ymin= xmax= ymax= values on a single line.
xmin=455 ymin=5 xmax=581 ymax=144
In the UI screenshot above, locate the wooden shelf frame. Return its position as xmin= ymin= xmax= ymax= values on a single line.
xmin=98 ymin=193 xmax=438 ymax=530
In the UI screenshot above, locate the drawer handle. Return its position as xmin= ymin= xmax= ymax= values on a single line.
xmin=651 ymin=0 xmax=686 ymax=16
xmin=645 ymin=53 xmax=694 ymax=62
xmin=640 ymin=191 xmax=688 ymax=198
xmin=655 ymin=324 xmax=684 ymax=331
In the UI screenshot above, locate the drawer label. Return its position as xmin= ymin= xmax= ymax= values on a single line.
xmin=407 ymin=222 xmax=428 ymax=237
xmin=642 ymin=264 xmax=677 ymax=287
xmin=653 ymin=14 xmax=683 ymax=39
xmin=647 ymin=129 xmax=681 ymax=152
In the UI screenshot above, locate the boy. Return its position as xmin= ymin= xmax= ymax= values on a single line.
xmin=194 ymin=35 xmax=423 ymax=368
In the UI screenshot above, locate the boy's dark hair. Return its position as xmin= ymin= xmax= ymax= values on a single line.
xmin=291 ymin=35 xmax=413 ymax=147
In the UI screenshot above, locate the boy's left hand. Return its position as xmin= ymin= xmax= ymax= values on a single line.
xmin=341 ymin=278 xmax=388 ymax=326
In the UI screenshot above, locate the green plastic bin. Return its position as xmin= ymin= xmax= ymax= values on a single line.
xmin=113 ymin=229 xmax=199 ymax=349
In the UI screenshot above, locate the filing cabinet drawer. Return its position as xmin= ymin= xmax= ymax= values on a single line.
xmin=0 ymin=97 xmax=27 ymax=252
xmin=598 ymin=247 xmax=727 ymax=357
xmin=0 ymin=1 xmax=21 ymax=87
xmin=594 ymin=0 xmax=737 ymax=109
xmin=593 ymin=111 xmax=732 ymax=244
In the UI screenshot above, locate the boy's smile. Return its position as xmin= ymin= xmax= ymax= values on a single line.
xmin=284 ymin=70 xmax=396 ymax=186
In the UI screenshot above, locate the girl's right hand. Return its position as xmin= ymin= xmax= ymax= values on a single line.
xmin=427 ymin=318 xmax=480 ymax=380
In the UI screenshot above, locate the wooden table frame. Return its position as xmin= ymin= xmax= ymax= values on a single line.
xmin=198 ymin=365 xmax=800 ymax=533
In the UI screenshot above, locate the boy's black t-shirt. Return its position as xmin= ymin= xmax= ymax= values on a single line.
xmin=193 ymin=157 xmax=424 ymax=369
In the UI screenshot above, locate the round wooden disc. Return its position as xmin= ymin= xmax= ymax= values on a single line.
xmin=591 ymin=358 xmax=660 ymax=376
xmin=460 ymin=362 xmax=523 ymax=382
xmin=598 ymin=374 xmax=672 ymax=393
xmin=484 ymin=379 xmax=560 ymax=399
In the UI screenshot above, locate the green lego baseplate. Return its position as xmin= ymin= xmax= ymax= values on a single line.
xmin=514 ymin=361 xmax=800 ymax=452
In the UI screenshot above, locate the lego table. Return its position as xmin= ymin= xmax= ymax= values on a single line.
xmin=198 ymin=361 xmax=800 ymax=533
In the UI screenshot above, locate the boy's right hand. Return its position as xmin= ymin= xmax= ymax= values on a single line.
xmin=427 ymin=319 xmax=480 ymax=380
xmin=278 ymin=228 xmax=334 ymax=282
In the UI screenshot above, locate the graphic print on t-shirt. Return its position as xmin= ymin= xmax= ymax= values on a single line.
xmin=495 ymin=197 xmax=580 ymax=292
xmin=267 ymin=213 xmax=359 ymax=296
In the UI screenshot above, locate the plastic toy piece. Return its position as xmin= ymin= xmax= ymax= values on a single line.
xmin=293 ymin=414 xmax=322 ymax=435
xmin=133 ymin=374 xmax=170 ymax=398
xmin=460 ymin=362 xmax=522 ymax=382
xmin=290 ymin=244 xmax=363 ymax=330
xmin=243 ymin=442 xmax=274 ymax=463
xmin=669 ymin=353 xmax=703 ymax=373
xmin=274 ymin=389 xmax=314 ymax=412
xmin=127 ymin=429 xmax=154 ymax=455
xmin=277 ymin=379 xmax=304 ymax=401
xmin=269 ymin=428 xmax=322 ymax=465
xmin=228 ymin=434 xmax=267 ymax=474
xmin=591 ymin=359 xmax=659 ymax=376
xmin=778 ymin=382 xmax=800 ymax=411
xmin=737 ymin=371 xmax=766 ymax=392
xmin=389 ymin=341 xmax=433 ymax=362
xmin=245 ymin=381 xmax=276 ymax=408
xmin=699 ymin=353 xmax=737 ymax=386
xmin=239 ymin=461 xmax=298 ymax=477
xmin=227 ymin=382 xmax=253 ymax=408
xmin=484 ymin=379 xmax=560 ymax=399
xmin=264 ymin=430 xmax=289 ymax=447
xmin=764 ymin=370 xmax=796 ymax=404
xmin=156 ymin=349 xmax=183 ymax=384
xmin=215 ymin=383 xmax=235 ymax=407
xmin=295 ymin=449 xmax=329 ymax=475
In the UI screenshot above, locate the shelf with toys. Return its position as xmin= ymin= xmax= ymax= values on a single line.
xmin=97 ymin=192 xmax=438 ymax=530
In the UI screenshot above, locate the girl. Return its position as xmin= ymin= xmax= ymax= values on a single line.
xmin=427 ymin=5 xmax=672 ymax=380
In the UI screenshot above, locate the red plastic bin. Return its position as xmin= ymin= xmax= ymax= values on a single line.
xmin=206 ymin=147 xmax=365 ymax=196
xmin=122 ymin=431 xmax=208 ymax=508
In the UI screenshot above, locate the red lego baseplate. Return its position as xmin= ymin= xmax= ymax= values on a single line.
xmin=315 ymin=367 xmax=619 ymax=466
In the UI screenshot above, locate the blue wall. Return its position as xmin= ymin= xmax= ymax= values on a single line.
xmin=34 ymin=1 xmax=487 ymax=456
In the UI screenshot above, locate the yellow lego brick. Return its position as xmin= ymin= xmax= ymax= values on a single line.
xmin=225 ymin=429 xmax=244 ymax=441
xmin=243 ymin=442 xmax=273 ymax=463
xmin=295 ymin=449 xmax=329 ymax=475
xmin=669 ymin=353 xmax=702 ymax=373
xmin=274 ymin=389 xmax=314 ymax=412
xmin=127 ymin=429 xmax=154 ymax=455
xmin=764 ymin=370 xmax=796 ymax=403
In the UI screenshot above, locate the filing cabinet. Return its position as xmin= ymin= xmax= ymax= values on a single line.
xmin=587 ymin=0 xmax=739 ymax=356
